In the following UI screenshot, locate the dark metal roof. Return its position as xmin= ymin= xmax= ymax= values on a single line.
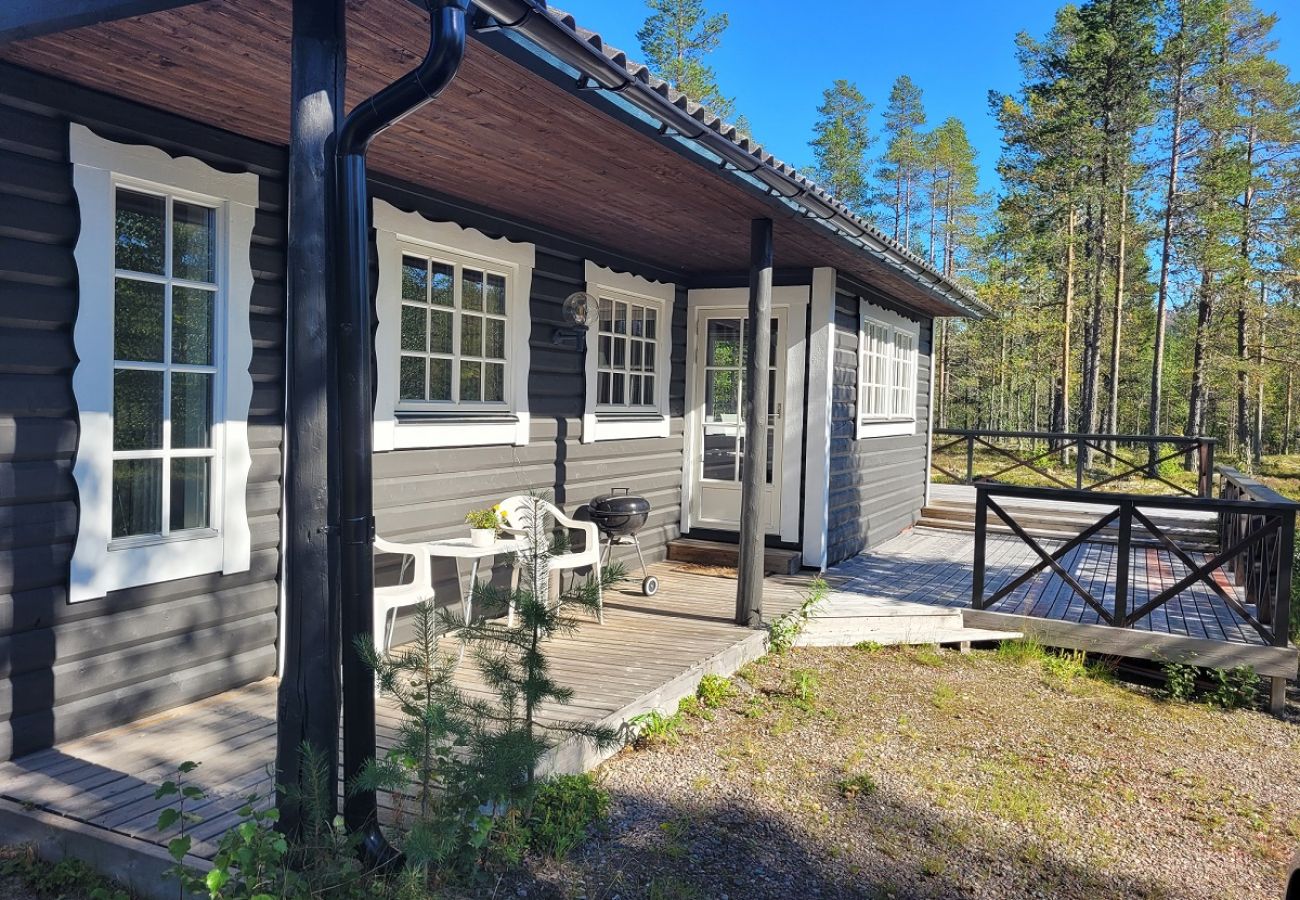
xmin=469 ymin=0 xmax=985 ymax=317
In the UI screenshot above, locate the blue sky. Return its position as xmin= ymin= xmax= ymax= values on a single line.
xmin=554 ymin=0 xmax=1300 ymax=196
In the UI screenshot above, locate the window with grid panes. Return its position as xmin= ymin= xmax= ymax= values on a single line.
xmin=398 ymin=252 xmax=509 ymax=406
xmin=111 ymin=187 xmax=220 ymax=540
xmin=595 ymin=295 xmax=659 ymax=409
xmin=858 ymin=318 xmax=892 ymax=420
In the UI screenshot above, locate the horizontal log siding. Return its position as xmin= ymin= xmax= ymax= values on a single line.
xmin=0 ymin=74 xmax=285 ymax=761
xmin=370 ymin=201 xmax=687 ymax=637
xmin=826 ymin=285 xmax=933 ymax=566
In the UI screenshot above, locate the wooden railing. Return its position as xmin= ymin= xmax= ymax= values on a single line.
xmin=971 ymin=481 xmax=1296 ymax=651
xmin=933 ymin=429 xmax=1217 ymax=498
xmin=1217 ymin=466 xmax=1298 ymax=637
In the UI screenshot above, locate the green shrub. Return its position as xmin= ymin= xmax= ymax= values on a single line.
xmin=768 ymin=577 xmax=829 ymax=653
xmin=1161 ymin=661 xmax=1198 ymax=702
xmin=696 ymin=674 xmax=734 ymax=708
xmin=789 ymin=669 xmax=819 ymax=708
xmin=0 ymin=847 xmax=128 ymax=900
xmin=1207 ymin=665 xmax=1260 ymax=710
xmin=835 ymin=772 xmax=878 ymax=799
xmin=631 ymin=709 xmax=685 ymax=747
xmin=523 ymin=774 xmax=610 ymax=859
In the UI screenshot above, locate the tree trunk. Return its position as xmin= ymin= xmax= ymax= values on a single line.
xmin=1237 ymin=122 xmax=1256 ymax=469
xmin=1283 ymin=371 xmax=1293 ymax=456
xmin=1186 ymin=265 xmax=1214 ymax=441
xmin=1253 ymin=305 xmax=1264 ymax=460
xmin=937 ymin=318 xmax=949 ymax=428
xmin=1055 ymin=205 xmax=1077 ymax=461
xmin=1149 ymin=53 xmax=1184 ymax=470
xmin=1082 ymin=173 xmax=1108 ymax=467
xmin=1106 ymin=178 xmax=1127 ymax=452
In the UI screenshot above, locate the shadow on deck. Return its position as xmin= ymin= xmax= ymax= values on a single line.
xmin=0 ymin=562 xmax=809 ymax=886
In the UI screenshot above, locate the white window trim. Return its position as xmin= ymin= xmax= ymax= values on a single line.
xmin=582 ymin=261 xmax=675 ymax=443
xmin=856 ymin=298 xmax=920 ymax=440
xmin=373 ymin=199 xmax=534 ymax=451
xmin=68 ymin=124 xmax=257 ymax=602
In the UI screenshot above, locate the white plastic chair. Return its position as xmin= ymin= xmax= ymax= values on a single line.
xmin=373 ymin=536 xmax=434 ymax=655
xmin=497 ymin=495 xmax=603 ymax=625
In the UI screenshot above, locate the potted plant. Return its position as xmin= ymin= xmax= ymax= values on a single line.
xmin=464 ymin=507 xmax=501 ymax=548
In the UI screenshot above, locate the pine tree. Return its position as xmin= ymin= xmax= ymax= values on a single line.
xmin=636 ymin=0 xmax=736 ymax=118
xmin=878 ymin=75 xmax=928 ymax=248
xmin=809 ymin=79 xmax=873 ymax=212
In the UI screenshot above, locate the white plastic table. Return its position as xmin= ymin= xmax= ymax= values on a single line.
xmin=424 ymin=536 xmax=523 ymax=625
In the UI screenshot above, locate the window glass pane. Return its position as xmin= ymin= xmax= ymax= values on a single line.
xmin=706 ymin=319 xmax=741 ymax=367
xmin=631 ymin=305 xmax=644 ymax=338
xmin=484 ymin=363 xmax=505 ymax=402
xmin=701 ymin=429 xmax=738 ymax=481
xmin=643 ymin=375 xmax=655 ymax=406
xmin=644 ymin=308 xmax=657 ymax=341
xmin=613 ymin=302 xmax=627 ymax=334
xmin=598 ymin=335 xmax=611 ymax=368
xmin=769 ymin=317 xmax=780 ymax=366
xmin=766 ymin=428 xmax=775 ymax=484
xmin=114 ymin=368 xmax=163 ymax=450
xmin=171 ymin=372 xmax=213 ymax=449
xmin=115 ymin=189 xmax=166 ymax=274
xmin=599 ymin=298 xmax=613 ymax=333
xmin=629 ymin=374 xmax=642 ymax=406
xmin=463 ymin=269 xmax=484 ymax=311
xmin=400 ymin=356 xmax=426 ymax=401
xmin=630 ymin=340 xmax=643 ymax=371
xmin=485 ymin=274 xmax=507 ymax=316
xmin=172 ymin=201 xmax=216 ymax=283
xmin=613 ymin=337 xmax=626 ymax=368
xmin=460 ymin=361 xmax=482 ymax=401
xmin=172 ymin=287 xmax=214 ymax=365
xmin=430 ymin=310 xmax=453 ymax=354
xmin=611 ymin=372 xmax=625 ymax=406
xmin=112 ymin=458 xmax=162 ymax=538
xmin=429 ymin=358 xmax=451 ymax=401
xmin=461 ymin=314 xmax=483 ymax=357
xmin=597 ymin=371 xmax=611 ymax=405
xmin=170 ymin=457 xmax=210 ymax=531
xmin=706 ymin=370 xmax=739 ymax=422
xmin=430 ymin=263 xmax=454 ymax=307
xmin=485 ymin=318 xmax=506 ymax=360
xmin=402 ymin=256 xmax=427 ymax=302
xmin=114 ymin=278 xmax=165 ymax=362
xmin=644 ymin=341 xmax=656 ymax=373
xmin=401 ymin=304 xmax=426 ymax=352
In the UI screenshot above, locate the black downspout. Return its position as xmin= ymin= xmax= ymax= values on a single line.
xmin=334 ymin=0 xmax=470 ymax=858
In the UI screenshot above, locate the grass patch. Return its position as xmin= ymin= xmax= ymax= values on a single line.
xmin=0 ymin=847 xmax=129 ymax=900
xmin=836 ymin=772 xmax=879 ymax=799
xmin=631 ymin=709 xmax=686 ymax=747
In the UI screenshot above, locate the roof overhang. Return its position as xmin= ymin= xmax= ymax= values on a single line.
xmin=0 ymin=0 xmax=984 ymax=318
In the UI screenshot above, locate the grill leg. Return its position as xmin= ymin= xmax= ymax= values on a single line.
xmin=632 ymin=535 xmax=650 ymax=578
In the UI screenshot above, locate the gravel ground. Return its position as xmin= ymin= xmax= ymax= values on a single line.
xmin=511 ymin=644 xmax=1300 ymax=900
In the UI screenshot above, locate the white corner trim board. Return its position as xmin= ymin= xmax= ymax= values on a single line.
xmin=372 ymin=199 xmax=535 ymax=451
xmin=801 ymin=267 xmax=836 ymax=571
xmin=582 ymin=261 xmax=675 ymax=443
xmin=855 ymin=297 xmax=921 ymax=441
xmin=68 ymin=124 xmax=256 ymax=602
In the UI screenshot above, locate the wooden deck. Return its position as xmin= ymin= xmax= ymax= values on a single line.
xmin=0 ymin=562 xmax=808 ymax=870
xmin=832 ymin=526 xmax=1298 ymax=677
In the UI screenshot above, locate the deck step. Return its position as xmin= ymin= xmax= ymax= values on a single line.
xmin=667 ymin=538 xmax=801 ymax=575
xmin=794 ymin=591 xmax=1021 ymax=648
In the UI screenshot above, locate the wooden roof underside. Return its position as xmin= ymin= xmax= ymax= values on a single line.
xmin=0 ymin=0 xmax=957 ymax=315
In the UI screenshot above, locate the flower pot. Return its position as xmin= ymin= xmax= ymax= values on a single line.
xmin=469 ymin=527 xmax=496 ymax=549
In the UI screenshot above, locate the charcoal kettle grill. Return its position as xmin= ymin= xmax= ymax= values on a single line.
xmin=588 ymin=488 xmax=657 ymax=596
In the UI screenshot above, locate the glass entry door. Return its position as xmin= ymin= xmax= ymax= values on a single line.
xmin=692 ymin=309 xmax=785 ymax=532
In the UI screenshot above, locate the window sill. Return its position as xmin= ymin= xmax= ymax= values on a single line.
xmin=582 ymin=412 xmax=670 ymax=443
xmin=855 ymin=418 xmax=917 ymax=439
xmin=72 ymin=530 xmax=233 ymax=603
xmin=377 ymin=411 xmax=529 ymax=450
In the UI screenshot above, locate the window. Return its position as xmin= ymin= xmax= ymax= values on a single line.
xmin=398 ymin=253 xmax=509 ymax=406
xmin=582 ymin=262 xmax=675 ymax=442
xmin=111 ymin=187 xmax=220 ymax=541
xmin=68 ymin=124 xmax=257 ymax=602
xmin=596 ymin=296 xmax=659 ymax=409
xmin=372 ymin=200 xmax=535 ymax=450
xmin=856 ymin=299 xmax=920 ymax=439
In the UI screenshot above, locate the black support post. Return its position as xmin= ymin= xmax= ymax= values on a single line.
xmin=972 ymin=487 xmax=988 ymax=609
xmin=276 ymin=0 xmax=345 ymax=835
xmin=736 ymin=218 xmax=773 ymax=628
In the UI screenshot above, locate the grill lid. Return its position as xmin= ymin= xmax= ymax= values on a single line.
xmin=590 ymin=487 xmax=650 ymax=515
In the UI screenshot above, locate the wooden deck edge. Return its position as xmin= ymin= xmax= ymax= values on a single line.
xmin=962 ymin=610 xmax=1300 ymax=679
xmin=538 ymin=625 xmax=772 ymax=777
xmin=0 ymin=796 xmax=209 ymax=900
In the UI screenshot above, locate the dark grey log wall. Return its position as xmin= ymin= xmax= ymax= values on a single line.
xmin=827 ymin=280 xmax=933 ymax=566
xmin=368 ymin=183 xmax=687 ymax=637
xmin=0 ymin=67 xmax=284 ymax=761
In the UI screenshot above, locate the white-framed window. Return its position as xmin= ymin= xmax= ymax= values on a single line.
xmin=856 ymin=299 xmax=920 ymax=439
xmin=68 ymin=124 xmax=257 ymax=602
xmin=373 ymin=199 xmax=534 ymax=450
xmin=582 ymin=262 xmax=675 ymax=443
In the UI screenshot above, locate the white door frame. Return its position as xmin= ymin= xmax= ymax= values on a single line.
xmin=681 ymin=286 xmax=808 ymax=544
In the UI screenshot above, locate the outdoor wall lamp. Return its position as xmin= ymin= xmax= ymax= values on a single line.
xmin=553 ymin=290 xmax=593 ymax=349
